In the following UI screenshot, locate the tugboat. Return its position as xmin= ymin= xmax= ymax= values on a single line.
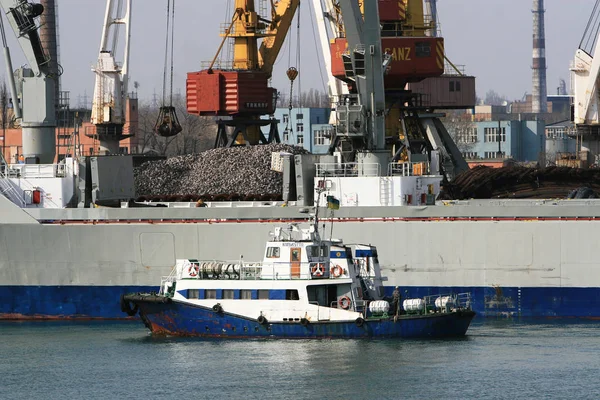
xmin=121 ymin=194 xmax=476 ymax=338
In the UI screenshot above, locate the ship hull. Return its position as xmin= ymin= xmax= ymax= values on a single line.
xmin=4 ymin=199 xmax=600 ymax=319
xmin=129 ymin=297 xmax=475 ymax=338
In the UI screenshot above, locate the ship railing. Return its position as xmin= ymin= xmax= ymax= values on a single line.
xmin=159 ymin=267 xmax=179 ymax=295
xmin=0 ymin=166 xmax=26 ymax=207
xmin=2 ymin=163 xmax=67 ymax=179
xmin=178 ymin=260 xmax=351 ymax=280
xmin=256 ymin=261 xmax=330 ymax=280
xmin=316 ymin=162 xmax=381 ymax=178
xmin=388 ymin=161 xmax=430 ymax=177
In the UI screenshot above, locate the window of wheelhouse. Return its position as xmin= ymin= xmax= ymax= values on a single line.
xmin=286 ymin=289 xmax=299 ymax=300
xmin=266 ymin=247 xmax=280 ymax=258
xmin=258 ymin=290 xmax=269 ymax=300
xmin=240 ymin=290 xmax=252 ymax=299
xmin=307 ymin=245 xmax=329 ymax=258
xmin=223 ymin=289 xmax=234 ymax=299
xmin=204 ymin=289 xmax=216 ymax=299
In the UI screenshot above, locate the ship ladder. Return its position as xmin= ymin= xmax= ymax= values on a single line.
xmin=0 ymin=170 xmax=25 ymax=207
xmin=379 ymin=176 xmax=392 ymax=206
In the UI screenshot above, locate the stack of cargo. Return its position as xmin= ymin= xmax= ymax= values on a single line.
xmin=134 ymin=144 xmax=308 ymax=201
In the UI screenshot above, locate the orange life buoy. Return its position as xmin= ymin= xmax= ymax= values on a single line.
xmin=311 ymin=263 xmax=325 ymax=277
xmin=330 ymin=264 xmax=343 ymax=278
xmin=188 ymin=263 xmax=199 ymax=277
xmin=338 ymin=296 xmax=351 ymax=309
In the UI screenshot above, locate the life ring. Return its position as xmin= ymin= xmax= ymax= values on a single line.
xmin=188 ymin=263 xmax=199 ymax=277
xmin=311 ymin=263 xmax=325 ymax=277
xmin=330 ymin=264 xmax=343 ymax=278
xmin=338 ymin=296 xmax=351 ymax=310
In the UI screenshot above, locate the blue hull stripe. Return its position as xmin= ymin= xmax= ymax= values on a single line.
xmin=2 ymin=285 xmax=600 ymax=319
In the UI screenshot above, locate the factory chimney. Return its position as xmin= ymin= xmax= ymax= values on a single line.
xmin=532 ymin=0 xmax=547 ymax=113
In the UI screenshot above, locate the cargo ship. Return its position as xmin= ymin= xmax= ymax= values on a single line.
xmin=2 ymin=0 xmax=599 ymax=322
xmin=2 ymin=155 xmax=600 ymax=320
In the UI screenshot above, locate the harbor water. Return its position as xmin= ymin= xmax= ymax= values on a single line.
xmin=1 ymin=319 xmax=599 ymax=399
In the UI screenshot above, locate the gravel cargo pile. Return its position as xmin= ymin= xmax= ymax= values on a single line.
xmin=134 ymin=144 xmax=308 ymax=200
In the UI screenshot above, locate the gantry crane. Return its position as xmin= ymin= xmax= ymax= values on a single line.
xmin=90 ymin=0 xmax=132 ymax=155
xmin=186 ymin=0 xmax=300 ymax=147
xmin=0 ymin=0 xmax=56 ymax=164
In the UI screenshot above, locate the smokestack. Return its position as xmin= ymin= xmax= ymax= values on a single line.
xmin=532 ymin=0 xmax=547 ymax=113
xmin=39 ymin=0 xmax=60 ymax=108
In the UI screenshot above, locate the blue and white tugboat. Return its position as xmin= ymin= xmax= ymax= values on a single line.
xmin=121 ymin=199 xmax=475 ymax=338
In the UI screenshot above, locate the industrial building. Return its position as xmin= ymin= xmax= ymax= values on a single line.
xmin=270 ymin=107 xmax=333 ymax=154
xmin=453 ymin=117 xmax=545 ymax=165
xmin=0 ymin=97 xmax=139 ymax=163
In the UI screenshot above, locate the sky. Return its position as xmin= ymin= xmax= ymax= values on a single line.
xmin=0 ymin=0 xmax=596 ymax=106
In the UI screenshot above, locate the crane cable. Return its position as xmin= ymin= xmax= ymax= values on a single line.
xmin=580 ymin=0 xmax=600 ymax=54
xmin=154 ymin=0 xmax=182 ymax=137
xmin=284 ymin=3 xmax=302 ymax=140
xmin=161 ymin=0 xmax=176 ymax=108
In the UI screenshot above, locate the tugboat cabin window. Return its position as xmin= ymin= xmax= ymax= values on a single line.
xmin=223 ymin=289 xmax=235 ymax=299
xmin=286 ymin=289 xmax=299 ymax=300
xmin=204 ymin=289 xmax=216 ymax=299
xmin=188 ymin=289 xmax=200 ymax=299
xmin=258 ymin=290 xmax=270 ymax=300
xmin=240 ymin=290 xmax=252 ymax=300
xmin=307 ymin=245 xmax=329 ymax=258
xmin=266 ymin=247 xmax=280 ymax=258
xmin=308 ymin=284 xmax=348 ymax=307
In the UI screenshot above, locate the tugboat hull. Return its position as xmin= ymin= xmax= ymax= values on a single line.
xmin=126 ymin=295 xmax=475 ymax=339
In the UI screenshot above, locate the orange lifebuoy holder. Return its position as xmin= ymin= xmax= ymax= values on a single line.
xmin=338 ymin=296 xmax=351 ymax=309
xmin=311 ymin=263 xmax=325 ymax=277
xmin=188 ymin=263 xmax=199 ymax=277
xmin=330 ymin=264 xmax=343 ymax=278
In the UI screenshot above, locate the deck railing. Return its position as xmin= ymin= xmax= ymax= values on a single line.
xmin=175 ymin=260 xmax=342 ymax=281
xmin=1 ymin=163 xmax=67 ymax=179
xmin=316 ymin=161 xmax=432 ymax=178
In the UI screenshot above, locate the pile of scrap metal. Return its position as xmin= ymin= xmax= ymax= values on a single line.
xmin=439 ymin=166 xmax=600 ymax=200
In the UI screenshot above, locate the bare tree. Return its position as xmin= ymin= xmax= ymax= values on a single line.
xmin=441 ymin=110 xmax=477 ymax=157
xmin=277 ymin=88 xmax=329 ymax=109
xmin=135 ymin=95 xmax=215 ymax=156
xmin=166 ymin=94 xmax=214 ymax=156
xmin=276 ymin=91 xmax=289 ymax=108
xmin=299 ymin=88 xmax=329 ymax=108
xmin=483 ymin=90 xmax=508 ymax=106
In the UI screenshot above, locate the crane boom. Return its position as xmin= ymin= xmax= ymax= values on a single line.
xmin=336 ymin=0 xmax=386 ymax=150
xmin=90 ymin=0 xmax=132 ymax=155
xmin=258 ymin=0 xmax=300 ymax=77
xmin=310 ymin=0 xmax=348 ymax=117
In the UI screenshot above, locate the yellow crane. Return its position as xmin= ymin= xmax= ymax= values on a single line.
xmin=187 ymin=0 xmax=300 ymax=147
